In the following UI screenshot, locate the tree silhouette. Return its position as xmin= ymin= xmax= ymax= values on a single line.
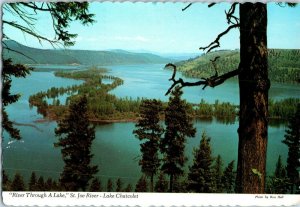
xmin=124 ymin=184 xmax=133 ymax=192
xmin=55 ymin=95 xmax=98 ymax=191
xmin=213 ymin=155 xmax=224 ymax=192
xmin=2 ymin=170 xmax=11 ymax=191
xmin=2 ymin=59 xmax=32 ymax=139
xmin=187 ymin=132 xmax=214 ymax=193
xmin=154 ymin=172 xmax=168 ymax=192
xmin=116 ymin=178 xmax=123 ymax=192
xmin=222 ymin=160 xmax=235 ymax=193
xmin=133 ymin=99 xmax=164 ymax=192
xmin=106 ymin=179 xmax=114 ymax=192
xmin=161 ymin=86 xmax=196 ymax=192
xmin=36 ymin=176 xmax=45 ymax=191
xmin=135 ymin=175 xmax=148 ymax=192
xmin=11 ymin=172 xmax=25 ymax=191
xmin=267 ymin=155 xmax=289 ymax=194
xmin=28 ymin=172 xmax=37 ymax=191
xmin=282 ymin=104 xmax=300 ymax=193
xmin=89 ymin=178 xmax=102 ymax=192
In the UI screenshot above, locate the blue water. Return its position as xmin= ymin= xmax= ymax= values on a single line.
xmin=2 ymin=64 xmax=299 ymax=186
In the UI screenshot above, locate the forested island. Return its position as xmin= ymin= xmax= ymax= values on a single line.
xmin=28 ymin=66 xmax=299 ymax=123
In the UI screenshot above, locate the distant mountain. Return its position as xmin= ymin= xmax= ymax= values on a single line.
xmin=176 ymin=49 xmax=300 ymax=83
xmin=2 ymin=40 xmax=173 ymax=65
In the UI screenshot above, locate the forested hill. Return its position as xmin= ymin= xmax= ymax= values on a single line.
xmin=2 ymin=40 xmax=172 ymax=65
xmin=176 ymin=49 xmax=300 ymax=83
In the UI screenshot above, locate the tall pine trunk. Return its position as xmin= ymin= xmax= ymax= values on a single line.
xmin=236 ymin=3 xmax=269 ymax=193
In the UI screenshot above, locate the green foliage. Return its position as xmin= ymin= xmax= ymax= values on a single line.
xmin=106 ymin=179 xmax=114 ymax=192
xmin=2 ymin=58 xmax=32 ymax=139
xmin=2 ymin=170 xmax=11 ymax=191
xmin=133 ymin=99 xmax=164 ymax=192
xmin=3 ymin=2 xmax=94 ymax=46
xmin=28 ymin=172 xmax=37 ymax=191
xmin=54 ymin=95 xmax=98 ymax=191
xmin=161 ymin=86 xmax=196 ymax=192
xmin=11 ymin=172 xmax=25 ymax=191
xmin=187 ymin=132 xmax=214 ymax=193
xmin=89 ymin=178 xmax=102 ymax=192
xmin=135 ymin=175 xmax=148 ymax=192
xmin=282 ymin=104 xmax=300 ymax=193
xmin=36 ymin=176 xmax=45 ymax=191
xmin=124 ymin=184 xmax=133 ymax=192
xmin=176 ymin=49 xmax=300 ymax=83
xmin=29 ymin=67 xmax=144 ymax=121
xmin=222 ymin=160 xmax=235 ymax=193
xmin=213 ymin=155 xmax=223 ymax=193
xmin=116 ymin=178 xmax=123 ymax=192
xmin=154 ymin=172 xmax=168 ymax=192
xmin=266 ymin=155 xmax=289 ymax=194
xmin=269 ymin=98 xmax=300 ymax=119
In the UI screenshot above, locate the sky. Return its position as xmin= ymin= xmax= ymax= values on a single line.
xmin=3 ymin=2 xmax=300 ymax=53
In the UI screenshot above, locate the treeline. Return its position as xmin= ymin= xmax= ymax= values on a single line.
xmin=2 ymin=171 xmax=139 ymax=192
xmin=131 ymin=91 xmax=300 ymax=193
xmin=29 ymin=69 xmax=299 ymax=121
xmin=176 ymin=49 xmax=300 ymax=83
xmin=29 ymin=67 xmax=144 ymax=121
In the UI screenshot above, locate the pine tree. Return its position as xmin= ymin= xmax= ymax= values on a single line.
xmin=116 ymin=178 xmax=123 ymax=192
xmin=282 ymin=104 xmax=300 ymax=193
xmin=36 ymin=176 xmax=45 ymax=191
xmin=106 ymin=179 xmax=114 ymax=192
xmin=133 ymin=99 xmax=164 ymax=192
xmin=187 ymin=132 xmax=214 ymax=193
xmin=11 ymin=173 xmax=25 ymax=191
xmin=222 ymin=160 xmax=235 ymax=193
xmin=161 ymin=86 xmax=196 ymax=192
xmin=45 ymin=178 xmax=53 ymax=191
xmin=268 ymin=155 xmax=289 ymax=194
xmin=28 ymin=172 xmax=37 ymax=191
xmin=154 ymin=172 xmax=168 ymax=192
xmin=2 ymin=59 xmax=32 ymax=139
xmin=55 ymin=95 xmax=98 ymax=191
xmin=135 ymin=175 xmax=148 ymax=192
xmin=124 ymin=184 xmax=133 ymax=192
xmin=89 ymin=178 xmax=102 ymax=192
xmin=213 ymin=155 xmax=223 ymax=192
xmin=2 ymin=170 xmax=11 ymax=191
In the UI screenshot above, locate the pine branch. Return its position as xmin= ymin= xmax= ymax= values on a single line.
xmin=165 ymin=63 xmax=240 ymax=96
xmin=199 ymin=24 xmax=240 ymax=53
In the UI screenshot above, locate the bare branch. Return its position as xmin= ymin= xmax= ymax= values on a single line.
xmin=182 ymin=3 xmax=192 ymax=11
xmin=165 ymin=63 xmax=240 ymax=96
xmin=225 ymin=3 xmax=239 ymax=25
xmin=199 ymin=24 xmax=239 ymax=53
xmin=208 ymin=3 xmax=216 ymax=8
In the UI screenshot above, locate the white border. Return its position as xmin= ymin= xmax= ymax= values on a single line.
xmin=2 ymin=192 xmax=300 ymax=206
xmin=1 ymin=0 xmax=300 ymax=206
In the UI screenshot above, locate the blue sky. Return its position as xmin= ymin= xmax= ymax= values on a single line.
xmin=3 ymin=2 xmax=300 ymax=53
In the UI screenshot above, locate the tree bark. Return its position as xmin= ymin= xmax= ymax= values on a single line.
xmin=236 ymin=3 xmax=269 ymax=193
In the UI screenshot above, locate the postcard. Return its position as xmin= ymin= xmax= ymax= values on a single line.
xmin=1 ymin=0 xmax=299 ymax=206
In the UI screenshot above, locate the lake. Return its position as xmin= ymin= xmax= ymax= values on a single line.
xmin=2 ymin=64 xmax=299 ymax=187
